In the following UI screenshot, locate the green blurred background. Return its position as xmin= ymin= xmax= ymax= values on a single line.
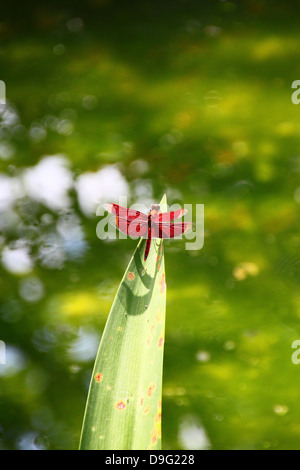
xmin=1 ymin=0 xmax=300 ymax=450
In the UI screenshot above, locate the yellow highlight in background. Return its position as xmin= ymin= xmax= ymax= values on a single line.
xmin=60 ymin=292 xmax=113 ymax=318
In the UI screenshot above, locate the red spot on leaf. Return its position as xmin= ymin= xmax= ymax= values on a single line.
xmin=159 ymin=274 xmax=166 ymax=294
xmin=127 ymin=272 xmax=135 ymax=281
xmin=158 ymin=336 xmax=164 ymax=348
xmin=151 ymin=429 xmax=158 ymax=444
xmin=115 ymin=401 xmax=126 ymax=410
xmin=143 ymin=405 xmax=150 ymax=415
xmin=147 ymin=383 xmax=156 ymax=398
xmin=95 ymin=373 xmax=103 ymax=383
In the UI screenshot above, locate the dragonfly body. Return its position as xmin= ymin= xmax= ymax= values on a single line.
xmin=144 ymin=204 xmax=160 ymax=261
xmin=104 ymin=202 xmax=192 ymax=261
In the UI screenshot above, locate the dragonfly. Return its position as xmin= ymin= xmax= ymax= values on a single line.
xmin=104 ymin=202 xmax=193 ymax=261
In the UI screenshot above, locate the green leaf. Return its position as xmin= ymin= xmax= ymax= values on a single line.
xmin=79 ymin=195 xmax=167 ymax=450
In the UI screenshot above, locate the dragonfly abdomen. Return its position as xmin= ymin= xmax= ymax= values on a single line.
xmin=144 ymin=225 xmax=152 ymax=261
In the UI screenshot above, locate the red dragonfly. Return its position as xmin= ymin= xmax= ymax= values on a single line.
xmin=104 ymin=203 xmax=192 ymax=261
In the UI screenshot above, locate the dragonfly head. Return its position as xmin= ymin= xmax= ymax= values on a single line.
xmin=149 ymin=204 xmax=160 ymax=216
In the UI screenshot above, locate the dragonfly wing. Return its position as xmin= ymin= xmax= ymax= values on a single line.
xmin=110 ymin=217 xmax=148 ymax=238
xmin=104 ymin=203 xmax=148 ymax=222
xmin=152 ymin=208 xmax=187 ymax=223
xmin=151 ymin=222 xmax=193 ymax=239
